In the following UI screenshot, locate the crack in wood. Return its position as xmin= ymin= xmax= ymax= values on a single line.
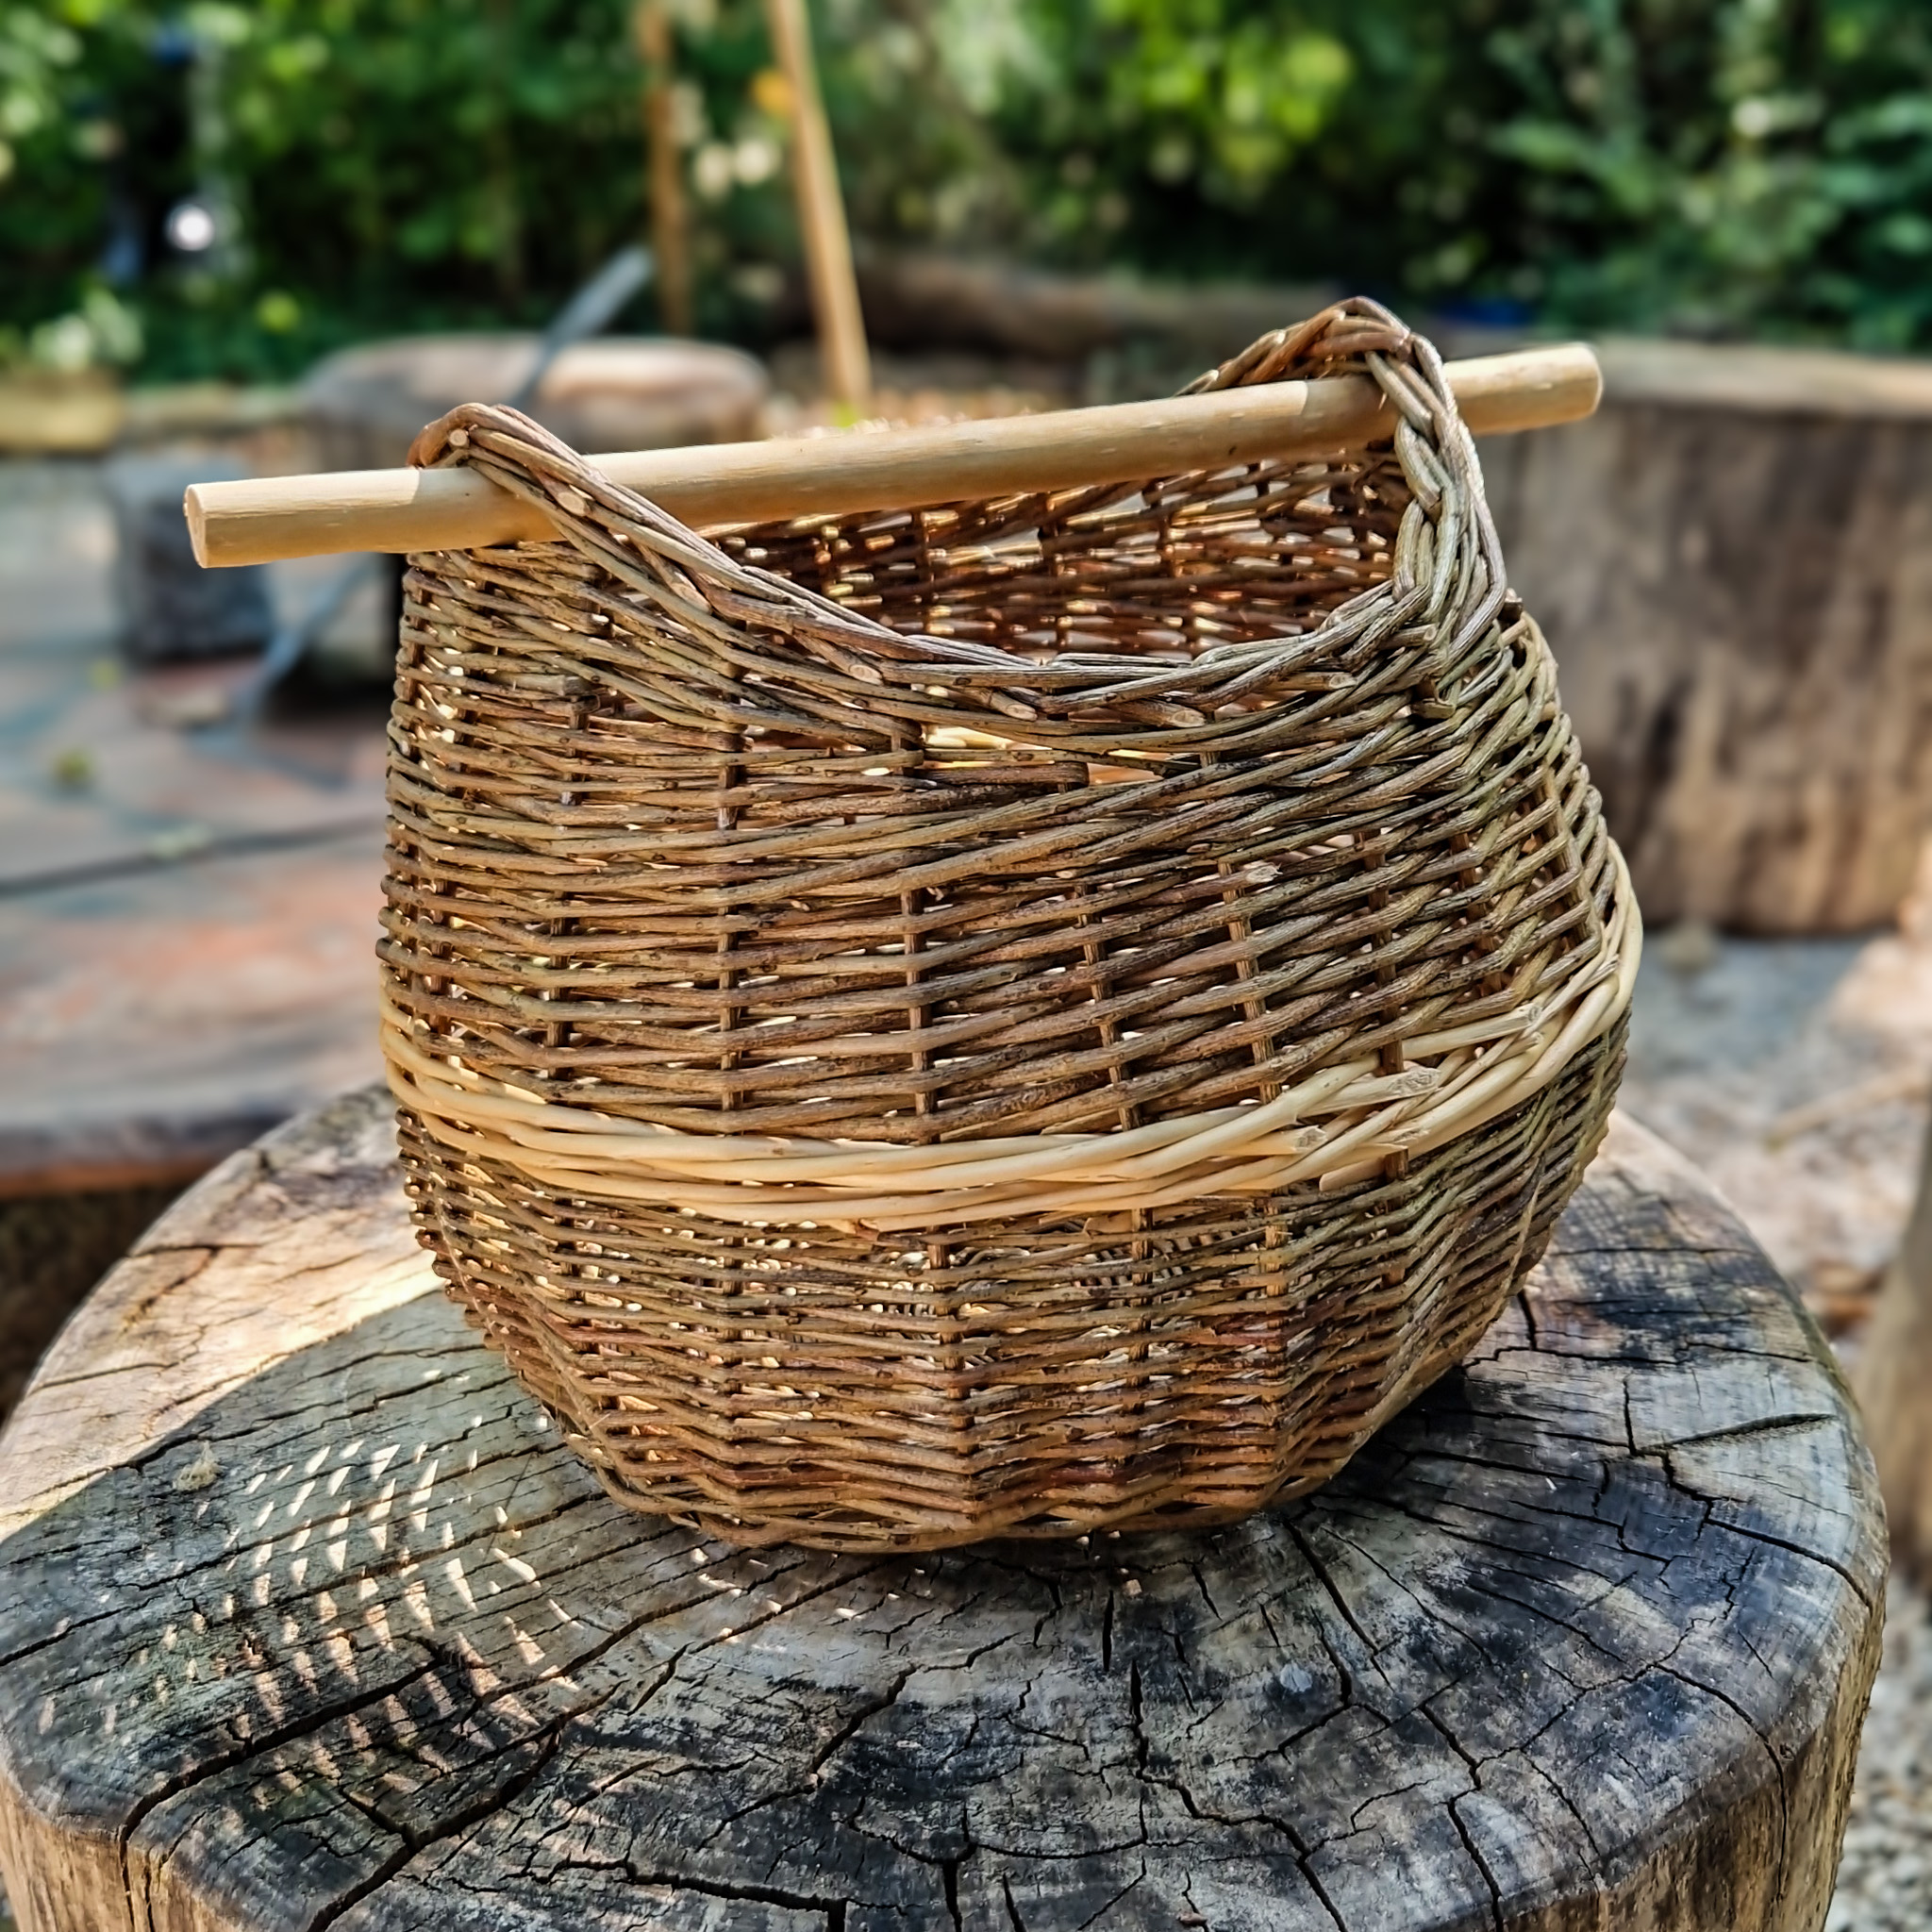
xmin=0 ymin=1100 xmax=1886 ymax=1932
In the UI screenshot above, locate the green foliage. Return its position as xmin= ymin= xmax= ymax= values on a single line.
xmin=2 ymin=2 xmax=115 ymax=348
xmin=1476 ymin=0 xmax=1932 ymax=346
xmin=2 ymin=0 xmax=801 ymax=376
xmin=6 ymin=0 xmax=1932 ymax=380
xmin=978 ymin=0 xmax=1932 ymax=347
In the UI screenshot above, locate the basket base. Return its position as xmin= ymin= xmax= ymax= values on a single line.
xmin=399 ymin=1017 xmax=1625 ymax=1552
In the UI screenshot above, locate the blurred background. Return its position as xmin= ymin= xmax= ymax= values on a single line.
xmin=11 ymin=0 xmax=1932 ymax=375
xmin=6 ymin=5 xmax=1932 ymax=1923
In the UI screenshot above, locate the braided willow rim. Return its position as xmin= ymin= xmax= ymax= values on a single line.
xmin=382 ymin=297 xmax=1637 ymax=1551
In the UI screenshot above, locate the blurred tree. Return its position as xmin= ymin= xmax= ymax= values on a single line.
xmin=5 ymin=0 xmax=1932 ymax=378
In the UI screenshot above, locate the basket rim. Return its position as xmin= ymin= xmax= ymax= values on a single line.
xmin=400 ymin=298 xmax=1510 ymax=692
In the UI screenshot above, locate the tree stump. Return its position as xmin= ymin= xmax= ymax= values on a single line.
xmin=0 ymin=1088 xmax=1883 ymax=1932
xmin=1479 ymin=338 xmax=1932 ymax=934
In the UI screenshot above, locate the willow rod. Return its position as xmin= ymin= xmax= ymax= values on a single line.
xmin=185 ymin=340 xmax=1600 ymax=569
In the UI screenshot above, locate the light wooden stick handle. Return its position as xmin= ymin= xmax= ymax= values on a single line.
xmin=186 ymin=341 xmax=1600 ymax=569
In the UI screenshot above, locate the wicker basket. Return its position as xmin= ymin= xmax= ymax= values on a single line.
xmin=382 ymin=299 xmax=1637 ymax=1552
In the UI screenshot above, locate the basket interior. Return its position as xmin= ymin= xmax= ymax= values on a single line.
xmin=714 ymin=443 xmax=1407 ymax=664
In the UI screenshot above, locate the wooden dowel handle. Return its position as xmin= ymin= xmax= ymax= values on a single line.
xmin=187 ymin=341 xmax=1601 ymax=569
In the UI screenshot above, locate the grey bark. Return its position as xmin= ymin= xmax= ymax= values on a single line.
xmin=0 ymin=1090 xmax=1884 ymax=1932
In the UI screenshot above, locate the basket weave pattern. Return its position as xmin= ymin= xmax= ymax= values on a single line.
xmin=382 ymin=301 xmax=1635 ymax=1551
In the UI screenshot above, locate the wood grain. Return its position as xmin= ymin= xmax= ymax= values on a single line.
xmin=1481 ymin=365 xmax=1932 ymax=933
xmin=0 ymin=1092 xmax=1882 ymax=1930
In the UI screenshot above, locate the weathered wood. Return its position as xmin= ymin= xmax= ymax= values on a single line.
xmin=1480 ymin=337 xmax=1932 ymax=934
xmin=0 ymin=1181 xmax=187 ymax=1415
xmin=0 ymin=1091 xmax=1883 ymax=1932
xmin=1852 ymin=1108 xmax=1932 ymax=1577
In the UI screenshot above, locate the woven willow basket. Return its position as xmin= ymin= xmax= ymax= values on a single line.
xmin=383 ymin=299 xmax=1637 ymax=1552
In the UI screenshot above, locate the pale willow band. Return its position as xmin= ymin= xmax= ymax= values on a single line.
xmin=385 ymin=846 xmax=1638 ymax=1234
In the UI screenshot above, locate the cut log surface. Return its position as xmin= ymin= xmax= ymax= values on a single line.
xmin=0 ymin=1090 xmax=1884 ymax=1932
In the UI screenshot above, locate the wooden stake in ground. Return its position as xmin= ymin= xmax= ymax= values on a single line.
xmin=633 ymin=0 xmax=692 ymax=337
xmin=1854 ymin=1105 xmax=1932 ymax=1577
xmin=762 ymin=0 xmax=871 ymax=410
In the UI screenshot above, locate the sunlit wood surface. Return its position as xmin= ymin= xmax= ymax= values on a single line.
xmin=0 ymin=1092 xmax=1882 ymax=1930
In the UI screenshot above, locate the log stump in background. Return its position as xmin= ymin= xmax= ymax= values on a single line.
xmin=1480 ymin=339 xmax=1932 ymax=935
xmin=0 ymin=1089 xmax=1885 ymax=1931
